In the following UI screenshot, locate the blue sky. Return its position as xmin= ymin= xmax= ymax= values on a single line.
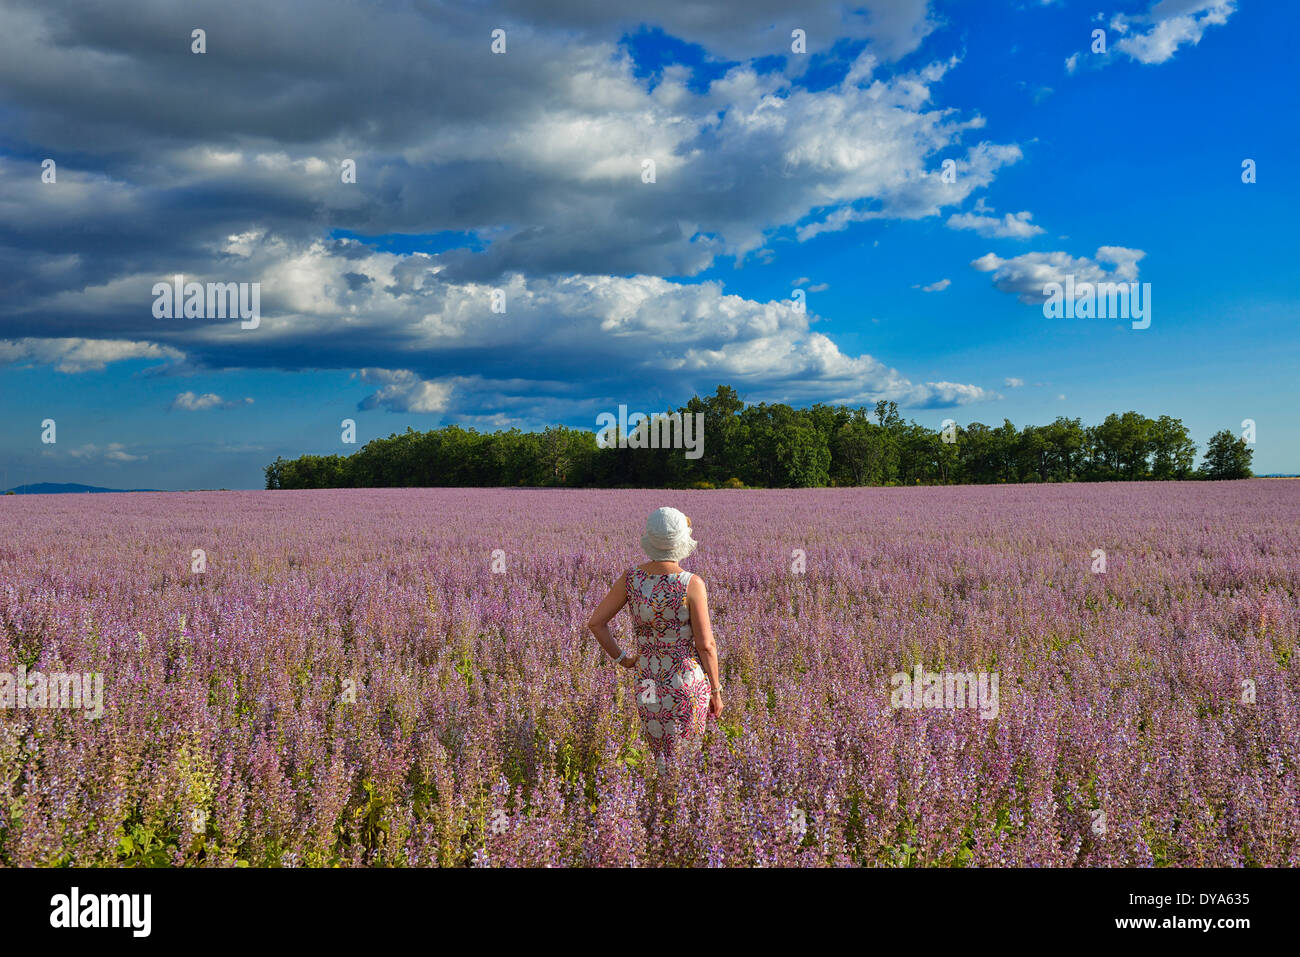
xmin=1 ymin=0 xmax=1295 ymax=489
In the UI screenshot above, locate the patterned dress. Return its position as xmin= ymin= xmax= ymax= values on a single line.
xmin=625 ymin=567 xmax=712 ymax=769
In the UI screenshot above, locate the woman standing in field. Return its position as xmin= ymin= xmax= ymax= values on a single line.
xmin=587 ymin=507 xmax=723 ymax=770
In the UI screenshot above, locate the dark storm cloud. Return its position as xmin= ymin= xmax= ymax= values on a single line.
xmin=0 ymin=0 xmax=1007 ymax=411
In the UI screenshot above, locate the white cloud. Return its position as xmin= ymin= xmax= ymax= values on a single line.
xmin=87 ymin=234 xmax=994 ymax=413
xmin=946 ymin=209 xmax=1045 ymax=239
xmin=170 ymin=392 xmax=253 ymax=411
xmin=0 ymin=337 xmax=183 ymax=373
xmin=1004 ymin=377 xmax=1025 ymax=387
xmin=68 ymin=443 xmax=145 ymax=463
xmin=1113 ymin=1 xmax=1236 ymax=64
xmin=796 ymin=137 xmax=1026 ymax=242
xmin=2 ymin=231 xmax=1002 ymax=417
xmin=971 ymin=246 xmax=1146 ymax=304
xmin=0 ymin=5 xmax=1021 ymax=288
xmin=357 ymin=369 xmax=454 ymax=414
xmin=917 ymin=278 xmax=951 ymax=292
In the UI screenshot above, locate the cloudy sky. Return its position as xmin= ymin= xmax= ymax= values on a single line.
xmin=0 ymin=0 xmax=1294 ymax=489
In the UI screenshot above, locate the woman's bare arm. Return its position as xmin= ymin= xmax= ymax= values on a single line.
xmin=687 ymin=576 xmax=722 ymax=715
xmin=587 ymin=576 xmax=636 ymax=668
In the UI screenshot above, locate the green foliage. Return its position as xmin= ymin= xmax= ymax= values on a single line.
xmin=1199 ymin=429 xmax=1254 ymax=480
xmin=116 ymin=813 xmax=180 ymax=867
xmin=266 ymin=386 xmax=1230 ymax=489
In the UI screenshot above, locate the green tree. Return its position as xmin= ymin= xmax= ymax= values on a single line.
xmin=264 ymin=386 xmax=1214 ymax=491
xmin=775 ymin=422 xmax=831 ymax=487
xmin=873 ymin=400 xmax=900 ymax=428
xmin=958 ymin=422 xmax=996 ymax=484
xmin=832 ymin=410 xmax=892 ymax=485
xmin=1199 ymin=430 xmax=1253 ymax=479
xmin=1150 ymin=415 xmax=1196 ymax=479
xmin=1039 ymin=417 xmax=1086 ymax=481
xmin=264 ymin=457 xmax=285 ymax=490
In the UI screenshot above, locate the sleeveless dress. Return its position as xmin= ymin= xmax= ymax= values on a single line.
xmin=625 ymin=567 xmax=712 ymax=769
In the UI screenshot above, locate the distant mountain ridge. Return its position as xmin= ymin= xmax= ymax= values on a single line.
xmin=3 ymin=482 xmax=161 ymax=495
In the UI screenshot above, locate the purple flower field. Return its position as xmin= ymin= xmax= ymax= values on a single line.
xmin=1 ymin=482 xmax=1297 ymax=867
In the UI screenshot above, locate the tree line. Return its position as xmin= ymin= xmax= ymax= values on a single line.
xmin=264 ymin=385 xmax=1254 ymax=489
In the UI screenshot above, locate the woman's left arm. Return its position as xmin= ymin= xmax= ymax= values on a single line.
xmin=687 ymin=577 xmax=722 ymax=715
xmin=587 ymin=576 xmax=636 ymax=668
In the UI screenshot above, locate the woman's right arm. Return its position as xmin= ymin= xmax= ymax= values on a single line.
xmin=587 ymin=575 xmax=637 ymax=669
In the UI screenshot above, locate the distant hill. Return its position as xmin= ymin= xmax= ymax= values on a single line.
xmin=2 ymin=482 xmax=162 ymax=495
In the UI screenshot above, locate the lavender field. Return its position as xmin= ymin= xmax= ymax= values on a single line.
xmin=1 ymin=482 xmax=1297 ymax=867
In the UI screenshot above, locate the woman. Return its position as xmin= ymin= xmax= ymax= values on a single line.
xmin=586 ymin=506 xmax=722 ymax=770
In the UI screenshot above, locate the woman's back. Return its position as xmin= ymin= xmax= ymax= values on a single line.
xmin=626 ymin=566 xmax=694 ymax=652
xmin=625 ymin=566 xmax=710 ymax=761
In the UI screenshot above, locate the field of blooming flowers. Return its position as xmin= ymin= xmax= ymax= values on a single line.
xmin=0 ymin=482 xmax=1297 ymax=867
